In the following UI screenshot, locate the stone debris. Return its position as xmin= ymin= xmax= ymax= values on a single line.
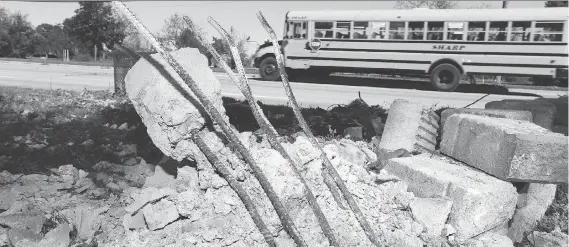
xmin=441 ymin=114 xmax=568 ymax=183
xmin=379 ymin=99 xmax=438 ymax=153
xmin=528 ymin=229 xmax=569 ymax=247
xmin=508 ymin=183 xmax=558 ymax=242
xmin=485 ymin=99 xmax=557 ymax=130
xmin=409 ymin=197 xmax=453 ymax=236
xmin=125 ymin=187 xmax=176 ymax=215
xmin=386 ymin=154 xmax=517 ymax=241
xmin=142 ymin=199 xmax=179 ymax=231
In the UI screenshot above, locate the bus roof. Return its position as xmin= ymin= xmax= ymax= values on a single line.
xmin=286 ymin=8 xmax=569 ymax=22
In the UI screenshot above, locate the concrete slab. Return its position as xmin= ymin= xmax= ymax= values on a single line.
xmin=485 ymin=99 xmax=556 ymax=130
xmin=440 ymin=108 xmax=533 ymax=130
xmin=385 ymin=154 xmax=517 ymax=241
xmin=441 ymin=114 xmax=568 ymax=183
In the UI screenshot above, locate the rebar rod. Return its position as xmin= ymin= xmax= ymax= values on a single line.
xmin=200 ymin=16 xmax=339 ymax=247
xmin=257 ymin=11 xmax=381 ymax=247
xmin=111 ymin=2 xmax=306 ymax=246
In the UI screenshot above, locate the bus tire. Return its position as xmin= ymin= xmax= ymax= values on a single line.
xmin=430 ymin=64 xmax=462 ymax=92
xmin=259 ymin=56 xmax=280 ymax=81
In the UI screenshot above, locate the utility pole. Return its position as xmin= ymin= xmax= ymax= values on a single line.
xmin=495 ymin=1 xmax=508 ymax=85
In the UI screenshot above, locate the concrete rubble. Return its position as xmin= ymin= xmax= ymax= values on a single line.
xmin=0 ymin=45 xmax=566 ymax=247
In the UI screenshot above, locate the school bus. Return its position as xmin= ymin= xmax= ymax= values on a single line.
xmin=253 ymin=7 xmax=568 ymax=91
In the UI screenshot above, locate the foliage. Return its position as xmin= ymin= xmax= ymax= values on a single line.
xmin=157 ymin=14 xmax=251 ymax=67
xmin=394 ymin=1 xmax=459 ymax=9
xmin=34 ymin=23 xmax=72 ymax=57
xmin=62 ymin=2 xmax=129 ymax=58
xmin=545 ymin=1 xmax=569 ymax=7
xmin=0 ymin=8 xmax=38 ymax=58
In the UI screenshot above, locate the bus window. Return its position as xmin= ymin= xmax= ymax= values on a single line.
xmin=353 ymin=22 xmax=369 ymax=39
xmin=367 ymin=22 xmax=387 ymax=40
xmin=488 ymin=21 xmax=508 ymax=41
xmin=467 ymin=22 xmax=486 ymax=41
xmin=446 ymin=22 xmax=464 ymax=40
xmin=286 ymin=21 xmax=307 ymax=40
xmin=314 ymin=21 xmax=333 ymax=39
xmin=408 ymin=22 xmax=425 ymax=40
xmin=389 ymin=22 xmax=405 ymax=40
xmin=509 ymin=21 xmax=531 ymax=41
xmin=533 ymin=22 xmax=564 ymax=42
xmin=427 ymin=22 xmax=444 ymax=41
xmin=335 ymin=21 xmax=351 ymax=39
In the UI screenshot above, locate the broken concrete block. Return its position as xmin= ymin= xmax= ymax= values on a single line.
xmin=386 ymin=154 xmax=517 ymax=241
xmin=124 ymin=47 xmax=228 ymax=162
xmin=440 ymin=108 xmax=533 ymax=130
xmin=123 ymin=211 xmax=146 ymax=231
xmin=485 ymin=99 xmax=557 ymax=130
xmin=409 ymin=197 xmax=453 ymax=236
xmin=441 ymin=114 xmax=568 ymax=183
xmin=508 ymin=183 xmax=557 ymax=243
xmin=142 ymin=199 xmax=180 ymax=231
xmin=379 ymin=99 xmax=438 ymax=153
xmin=125 ymin=187 xmax=176 ymax=215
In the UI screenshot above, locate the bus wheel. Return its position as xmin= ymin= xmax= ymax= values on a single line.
xmin=259 ymin=57 xmax=280 ymax=81
xmin=430 ymin=64 xmax=461 ymax=92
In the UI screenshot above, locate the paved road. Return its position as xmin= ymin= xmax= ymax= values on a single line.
xmin=0 ymin=60 xmax=565 ymax=109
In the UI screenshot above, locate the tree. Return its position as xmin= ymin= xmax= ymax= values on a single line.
xmin=394 ymin=1 xmax=458 ymax=9
xmin=35 ymin=23 xmax=72 ymax=57
xmin=159 ymin=14 xmax=207 ymax=54
xmin=545 ymin=1 xmax=568 ymax=7
xmin=0 ymin=9 xmax=38 ymax=58
xmin=62 ymin=2 xmax=128 ymax=59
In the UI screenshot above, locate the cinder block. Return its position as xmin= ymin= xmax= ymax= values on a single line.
xmin=441 ymin=114 xmax=568 ymax=183
xmin=485 ymin=99 xmax=556 ymax=130
xmin=379 ymin=99 xmax=438 ymax=153
xmin=440 ymin=108 xmax=533 ymax=130
xmin=385 ymin=154 xmax=517 ymax=241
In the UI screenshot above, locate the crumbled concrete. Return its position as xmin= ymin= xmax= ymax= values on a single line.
xmin=124 ymin=47 xmax=228 ymax=162
xmin=528 ymin=230 xmax=569 ymax=247
xmin=441 ymin=114 xmax=568 ymax=183
xmin=508 ymin=183 xmax=557 ymax=242
xmin=386 ymin=154 xmax=517 ymax=241
xmin=0 ymin=227 xmax=7 ymax=246
xmin=36 ymin=223 xmax=72 ymax=247
xmin=7 ymin=228 xmax=42 ymax=247
xmin=143 ymin=164 xmax=176 ymax=189
xmin=473 ymin=232 xmax=514 ymax=247
xmin=485 ymin=99 xmax=557 ymax=130
xmin=409 ymin=197 xmax=453 ymax=236
xmin=379 ymin=99 xmax=438 ymax=153
xmin=0 ymin=201 xmax=46 ymax=234
xmin=123 ymin=211 xmax=147 ymax=231
xmin=142 ymin=199 xmax=179 ymax=231
xmin=440 ymin=108 xmax=533 ymax=130
xmin=125 ymin=187 xmax=176 ymax=215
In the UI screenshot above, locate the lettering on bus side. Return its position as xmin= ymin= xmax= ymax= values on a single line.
xmin=432 ymin=45 xmax=466 ymax=51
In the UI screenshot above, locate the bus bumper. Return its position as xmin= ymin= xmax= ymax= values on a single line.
xmin=556 ymin=68 xmax=568 ymax=79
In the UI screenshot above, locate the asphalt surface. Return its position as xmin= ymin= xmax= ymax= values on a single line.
xmin=0 ymin=60 xmax=566 ymax=109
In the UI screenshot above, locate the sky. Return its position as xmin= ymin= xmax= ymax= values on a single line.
xmin=0 ymin=1 xmax=549 ymax=53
